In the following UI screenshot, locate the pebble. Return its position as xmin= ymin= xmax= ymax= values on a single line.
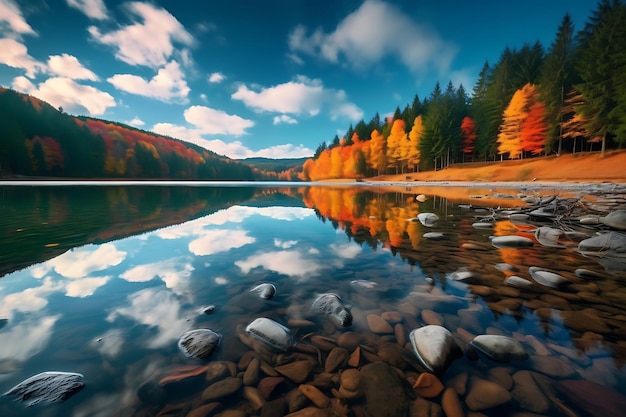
xmin=243 ymin=386 xmax=265 ymax=412
xmin=258 ymin=377 xmax=286 ymax=400
xmin=325 ymin=347 xmax=349 ymax=373
xmin=206 ymin=362 xmax=233 ymax=384
xmin=298 ymin=384 xmax=329 ymax=409
xmin=201 ymin=377 xmax=242 ymax=402
xmin=381 ymin=311 xmax=403 ymax=324
xmin=421 ymin=310 xmax=444 ymax=326
xmin=360 ymin=362 xmax=409 ymax=417
xmin=367 ymin=314 xmax=394 ymax=334
xmin=470 ymin=335 xmax=528 ymax=362
xmin=465 ymin=376 xmax=512 ymax=411
xmin=412 ymin=372 xmax=444 ymax=398
xmin=491 ymin=235 xmax=534 ymax=248
xmin=186 ymin=402 xmax=221 ymax=417
xmin=441 ymin=387 xmax=465 ymax=417
xmin=275 ymin=361 xmax=316 ymax=383
xmin=511 ymin=370 xmax=550 ymax=413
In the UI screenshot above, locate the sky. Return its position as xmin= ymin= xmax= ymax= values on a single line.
xmin=0 ymin=0 xmax=597 ymax=159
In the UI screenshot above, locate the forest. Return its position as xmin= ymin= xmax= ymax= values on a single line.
xmin=298 ymin=0 xmax=626 ymax=181
xmin=0 ymin=87 xmax=273 ymax=180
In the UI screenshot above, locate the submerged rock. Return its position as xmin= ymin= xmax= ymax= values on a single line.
xmin=311 ymin=293 xmax=353 ymax=327
xmin=578 ymin=232 xmax=626 ymax=256
xmin=245 ymin=317 xmax=295 ymax=351
xmin=600 ymin=209 xmax=626 ymax=231
xmin=250 ymin=283 xmax=276 ymax=300
xmin=178 ymin=329 xmax=222 ymax=359
xmin=3 ymin=371 xmax=84 ymax=406
xmin=409 ymin=325 xmax=461 ymax=374
xmin=528 ymin=266 xmax=571 ymax=289
xmin=417 ymin=213 xmax=439 ymax=227
xmin=491 ymin=235 xmax=534 ymax=248
xmin=470 ymin=334 xmax=528 ymax=362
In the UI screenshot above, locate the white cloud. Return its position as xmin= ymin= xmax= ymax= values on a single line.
xmin=150 ymin=123 xmax=313 ymax=159
xmin=188 ymin=229 xmax=255 ymax=256
xmin=235 ymin=250 xmax=323 ymax=278
xmin=65 ymin=276 xmax=111 ymax=297
xmin=0 ymin=38 xmax=44 ymax=77
xmin=13 ymin=75 xmax=115 ymax=115
xmin=119 ymin=258 xmax=194 ymax=292
xmin=88 ymin=2 xmax=194 ymax=68
xmin=273 ymin=114 xmax=298 ymax=125
xmin=0 ymin=0 xmax=36 ymax=37
xmin=274 ymin=239 xmax=298 ymax=249
xmin=0 ymin=277 xmax=61 ymax=319
xmin=232 ymin=75 xmax=362 ymax=121
xmin=108 ymin=60 xmax=190 ymax=103
xmin=66 ymin=0 xmax=108 ymax=20
xmin=184 ymin=105 xmax=254 ymax=135
xmin=47 ymin=243 xmax=126 ymax=278
xmin=289 ymin=0 xmax=456 ymax=74
xmin=330 ymin=242 xmax=362 ymax=259
xmin=208 ymin=72 xmax=225 ymax=83
xmin=127 ymin=116 xmax=144 ymax=126
xmin=0 ymin=316 xmax=60 ymax=365
xmin=47 ymin=53 xmax=98 ymax=80
xmin=107 ymin=287 xmax=188 ymax=349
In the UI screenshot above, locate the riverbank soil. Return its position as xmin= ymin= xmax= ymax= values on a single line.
xmin=371 ymin=151 xmax=626 ymax=183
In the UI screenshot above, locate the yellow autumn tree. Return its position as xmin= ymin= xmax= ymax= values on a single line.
xmin=386 ymin=119 xmax=406 ymax=173
xmin=407 ymin=115 xmax=423 ymax=172
xmin=368 ymin=129 xmax=386 ymax=176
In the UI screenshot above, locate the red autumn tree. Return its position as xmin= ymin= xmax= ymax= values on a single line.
xmin=460 ymin=116 xmax=477 ymax=161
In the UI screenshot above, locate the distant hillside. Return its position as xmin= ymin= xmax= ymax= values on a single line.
xmin=240 ymin=157 xmax=308 ymax=173
xmin=0 ymin=87 xmax=267 ymax=180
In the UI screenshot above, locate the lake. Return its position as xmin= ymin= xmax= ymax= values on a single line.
xmin=0 ymin=182 xmax=625 ymax=417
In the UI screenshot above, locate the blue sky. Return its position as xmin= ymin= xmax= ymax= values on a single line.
xmin=0 ymin=0 xmax=596 ymax=159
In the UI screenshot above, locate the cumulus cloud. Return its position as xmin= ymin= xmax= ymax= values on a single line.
xmin=188 ymin=229 xmax=255 ymax=256
xmin=107 ymin=287 xmax=188 ymax=349
xmin=66 ymin=0 xmax=108 ymax=20
xmin=149 ymin=125 xmax=313 ymax=159
xmin=273 ymin=114 xmax=298 ymax=125
xmin=65 ymin=276 xmax=111 ymax=297
xmin=47 ymin=53 xmax=98 ymax=80
xmin=88 ymin=2 xmax=194 ymax=68
xmin=46 ymin=243 xmax=126 ymax=278
xmin=12 ymin=75 xmax=115 ymax=115
xmin=0 ymin=38 xmax=44 ymax=77
xmin=0 ymin=0 xmax=36 ymax=37
xmin=184 ymin=105 xmax=254 ymax=135
xmin=232 ymin=75 xmax=363 ymax=121
xmin=208 ymin=72 xmax=225 ymax=83
xmin=108 ymin=60 xmax=190 ymax=103
xmin=289 ymin=0 xmax=456 ymax=74
xmin=120 ymin=258 xmax=194 ymax=292
xmin=235 ymin=250 xmax=324 ymax=278
xmin=127 ymin=116 xmax=145 ymax=126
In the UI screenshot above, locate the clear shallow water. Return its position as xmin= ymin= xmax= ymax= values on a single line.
xmin=0 ymin=184 xmax=625 ymax=417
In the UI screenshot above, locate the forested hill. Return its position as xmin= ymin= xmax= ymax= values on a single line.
xmin=0 ymin=87 xmax=264 ymax=180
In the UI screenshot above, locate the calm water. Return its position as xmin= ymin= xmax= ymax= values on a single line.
xmin=0 ymin=183 xmax=625 ymax=417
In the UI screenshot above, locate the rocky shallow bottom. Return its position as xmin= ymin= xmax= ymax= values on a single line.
xmin=125 ymin=190 xmax=626 ymax=417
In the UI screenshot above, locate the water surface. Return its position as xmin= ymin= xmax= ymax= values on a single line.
xmin=0 ymin=183 xmax=624 ymax=417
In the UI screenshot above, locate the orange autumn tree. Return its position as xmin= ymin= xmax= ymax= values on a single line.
xmin=460 ymin=116 xmax=477 ymax=162
xmin=497 ymin=83 xmax=546 ymax=159
xmin=497 ymin=84 xmax=531 ymax=159
xmin=520 ymin=100 xmax=549 ymax=155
